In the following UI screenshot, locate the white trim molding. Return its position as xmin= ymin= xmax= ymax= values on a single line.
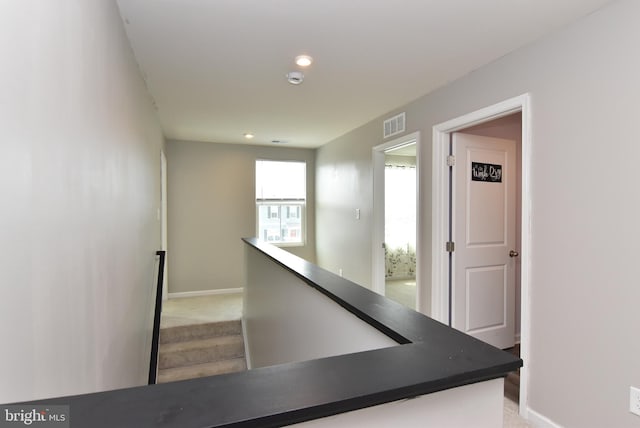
xmin=168 ymin=288 xmax=244 ymax=299
xmin=526 ymin=407 xmax=565 ymax=428
xmin=430 ymin=93 xmax=532 ymax=418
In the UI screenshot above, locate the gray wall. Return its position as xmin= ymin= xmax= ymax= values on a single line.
xmin=244 ymin=244 xmax=395 ymax=369
xmin=0 ymin=1 xmax=164 ymax=402
xmin=167 ymin=141 xmax=316 ymax=293
xmin=316 ymin=123 xmax=381 ymax=286
xmin=316 ymin=0 xmax=640 ymax=426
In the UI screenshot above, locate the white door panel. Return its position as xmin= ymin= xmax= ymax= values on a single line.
xmin=465 ymin=265 xmax=506 ymax=333
xmin=453 ymin=133 xmax=516 ymax=349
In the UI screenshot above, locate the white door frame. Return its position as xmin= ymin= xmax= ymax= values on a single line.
xmin=372 ymin=132 xmax=421 ymax=307
xmin=430 ymin=94 xmax=531 ymax=416
xmin=161 ymin=150 xmax=169 ymax=301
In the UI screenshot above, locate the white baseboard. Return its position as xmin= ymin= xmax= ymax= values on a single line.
xmin=526 ymin=407 xmax=564 ymax=428
xmin=168 ymin=288 xmax=243 ymax=299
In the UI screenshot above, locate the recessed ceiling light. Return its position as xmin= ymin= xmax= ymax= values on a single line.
xmin=295 ymin=55 xmax=313 ymax=67
xmin=244 ymin=133 xmax=254 ymax=139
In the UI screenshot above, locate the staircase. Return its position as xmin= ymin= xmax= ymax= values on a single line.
xmin=157 ymin=320 xmax=247 ymax=383
xmin=504 ymin=369 xmax=520 ymax=402
xmin=504 ymin=344 xmax=520 ymax=402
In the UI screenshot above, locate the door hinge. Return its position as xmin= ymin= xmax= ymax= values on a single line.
xmin=446 ymin=241 xmax=455 ymax=253
xmin=446 ymin=155 xmax=456 ymax=167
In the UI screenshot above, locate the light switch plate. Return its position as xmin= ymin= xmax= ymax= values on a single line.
xmin=630 ymin=386 xmax=640 ymax=416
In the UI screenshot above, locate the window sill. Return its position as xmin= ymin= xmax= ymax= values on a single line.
xmin=262 ymin=241 xmax=305 ymax=248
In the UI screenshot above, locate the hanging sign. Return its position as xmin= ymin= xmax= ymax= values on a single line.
xmin=471 ymin=162 xmax=502 ymax=183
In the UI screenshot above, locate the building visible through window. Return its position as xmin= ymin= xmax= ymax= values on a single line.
xmin=256 ymin=160 xmax=306 ymax=245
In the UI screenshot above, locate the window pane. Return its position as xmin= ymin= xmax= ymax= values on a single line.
xmin=258 ymin=205 xmax=282 ymax=242
xmin=257 ymin=204 xmax=304 ymax=244
xmin=385 ymin=165 xmax=416 ymax=249
xmin=282 ymin=205 xmax=302 ymax=241
xmin=256 ymin=160 xmax=305 ymax=200
xmin=256 ymin=160 xmax=306 ymax=245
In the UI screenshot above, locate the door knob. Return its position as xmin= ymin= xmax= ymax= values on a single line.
xmin=509 ymin=250 xmax=519 ymax=258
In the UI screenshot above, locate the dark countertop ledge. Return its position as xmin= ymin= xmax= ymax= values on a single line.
xmin=18 ymin=238 xmax=522 ymax=428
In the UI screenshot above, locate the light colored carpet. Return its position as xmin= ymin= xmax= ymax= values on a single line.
xmin=504 ymin=398 xmax=532 ymax=427
xmin=160 ymin=293 xmax=243 ymax=328
xmin=385 ymin=279 xmax=416 ymax=309
xmin=157 ymin=320 xmax=246 ymax=383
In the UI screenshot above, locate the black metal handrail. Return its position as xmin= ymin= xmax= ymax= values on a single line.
xmin=148 ymin=250 xmax=166 ymax=384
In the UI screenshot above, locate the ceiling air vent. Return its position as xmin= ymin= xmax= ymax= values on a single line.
xmin=383 ymin=112 xmax=406 ymax=139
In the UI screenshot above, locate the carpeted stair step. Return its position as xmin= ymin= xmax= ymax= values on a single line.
xmin=156 ymin=319 xmax=247 ymax=383
xmin=160 ymin=320 xmax=242 ymax=344
xmin=158 ymin=358 xmax=247 ymax=383
xmin=159 ymin=334 xmax=245 ymax=370
xmin=504 ymin=370 xmax=520 ymax=402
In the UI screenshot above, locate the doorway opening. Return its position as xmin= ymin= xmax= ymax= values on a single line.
xmin=384 ymin=142 xmax=417 ymax=309
xmin=454 ymin=116 xmax=522 ymax=404
xmin=372 ymin=132 xmax=421 ymax=311
xmin=431 ymin=94 xmax=531 ymax=415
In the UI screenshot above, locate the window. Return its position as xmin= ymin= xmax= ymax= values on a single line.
xmin=256 ymin=160 xmax=306 ymax=245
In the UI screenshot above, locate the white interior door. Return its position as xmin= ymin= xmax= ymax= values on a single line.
xmin=452 ymin=133 xmax=516 ymax=349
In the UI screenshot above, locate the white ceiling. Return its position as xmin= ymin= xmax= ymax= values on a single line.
xmin=116 ymin=0 xmax=614 ymax=148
